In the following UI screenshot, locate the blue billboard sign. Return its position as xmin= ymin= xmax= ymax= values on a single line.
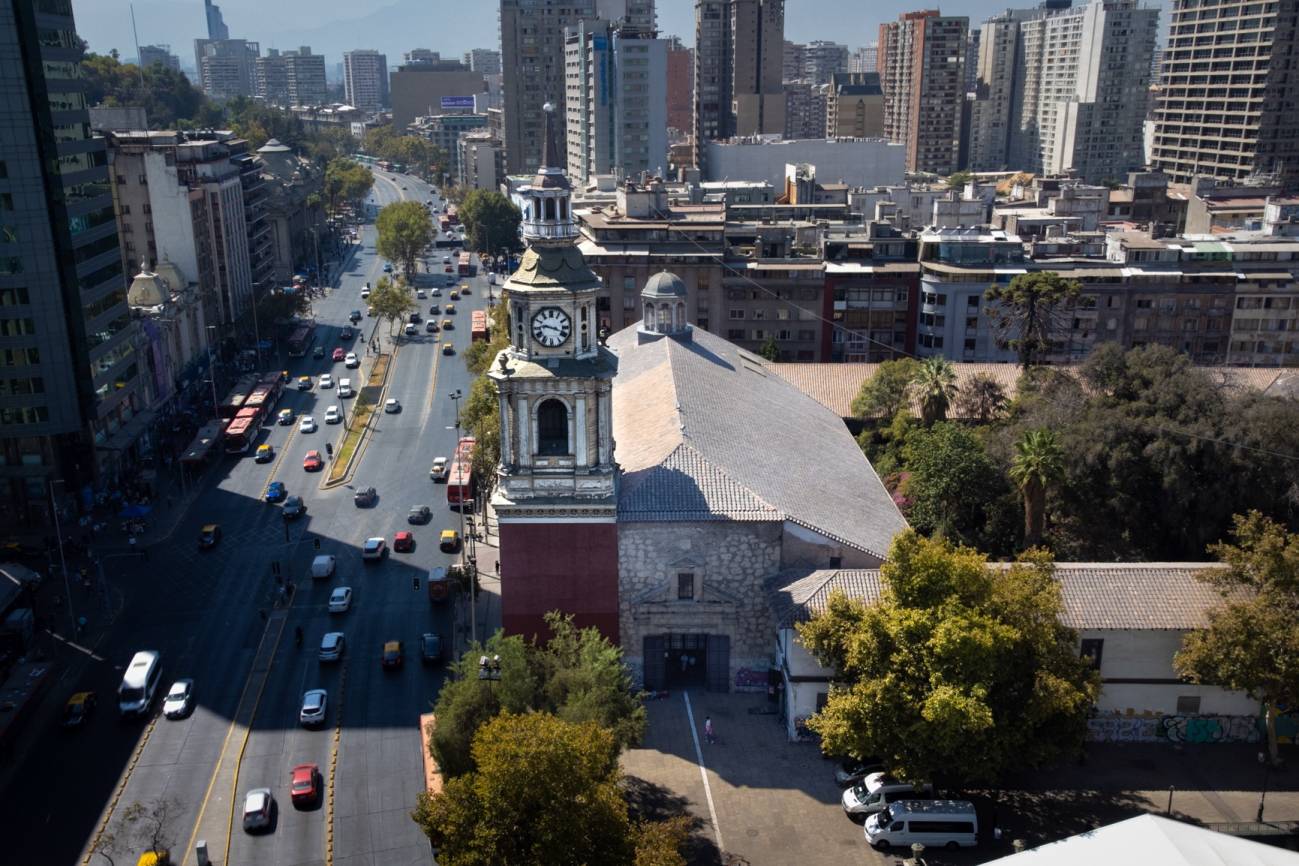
xmin=440 ymin=96 xmax=476 ymax=110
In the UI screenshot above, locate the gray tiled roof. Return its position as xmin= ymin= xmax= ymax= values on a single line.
xmin=769 ymin=562 xmax=1228 ymax=630
xmin=608 ymin=325 xmax=908 ymax=558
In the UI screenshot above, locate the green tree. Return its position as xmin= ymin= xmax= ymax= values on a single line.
xmin=857 ymin=409 xmax=920 ymax=478
xmin=984 ymin=271 xmax=1081 ymax=370
xmin=1008 ymin=428 xmax=1064 ymax=548
xmin=757 ymin=336 xmax=781 ymax=362
xmin=851 ymin=358 xmax=920 ymax=421
xmin=81 ymin=53 xmax=208 ymax=128
xmin=458 ymin=189 xmax=524 ymax=256
xmin=797 ymin=531 xmax=1098 ymax=784
xmin=954 ymin=372 xmax=1008 ymax=424
xmin=367 ymin=275 xmax=416 ymax=339
xmin=1175 ymin=512 xmax=1299 ymax=762
xmin=324 ymin=157 xmax=374 ymax=218
xmin=912 ymin=355 xmax=957 ymax=425
xmin=902 ymin=423 xmax=1012 ymax=549
xmin=302 ymin=126 xmax=356 ymax=166
xmin=945 ymin=170 xmax=973 ymax=190
xmin=376 ymin=200 xmax=433 ymax=280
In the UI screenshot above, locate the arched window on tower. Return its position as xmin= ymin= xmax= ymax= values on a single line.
xmin=537 ymin=399 xmax=569 ymax=456
xmin=643 ymin=301 xmax=655 ymax=330
xmin=676 ymin=302 xmax=686 ymax=329
xmin=544 ymin=198 xmax=556 ymax=221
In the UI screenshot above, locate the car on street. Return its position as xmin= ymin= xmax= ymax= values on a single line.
xmin=416 ymin=289 xmax=426 ymax=299
xmin=341 ymin=325 xmax=355 ymax=339
xmin=442 ymin=256 xmax=451 ymax=265
xmin=299 ymin=415 xmax=317 ymax=433
xmin=297 ymin=375 xmax=312 ymax=390
xmin=367 ymin=306 xmax=376 ymax=317
xmin=338 ymin=379 xmax=353 ymax=397
xmin=441 ymin=318 xmax=453 ymax=330
xmin=265 ymin=481 xmax=287 ymax=503
xmin=425 ymin=320 xmax=439 ymax=333
xmin=384 ymin=398 xmax=401 ymax=413
xmin=404 ymin=323 xmax=418 ymax=336
xmin=325 ymin=406 xmax=341 ymax=424
xmin=354 ymin=486 xmax=377 ymax=507
xmin=361 ymin=537 xmax=386 ymax=560
xmin=313 ymin=345 xmax=325 ymax=359
xmin=328 ymin=586 xmax=352 ymax=612
xmin=277 ymin=408 xmax=294 ymax=425
xmin=393 ymin=531 xmax=415 ymax=553
xmin=449 ymin=290 xmax=460 ymax=301
xmin=332 ymin=347 xmax=346 ymax=362
xmin=345 ymin=352 xmax=359 ymax=368
xmin=198 ymin=524 xmax=222 ymax=549
xmin=299 ymin=689 xmax=328 ymax=727
xmin=318 ymin=632 xmax=345 ymax=661
xmin=319 ymin=373 xmax=334 ymax=389
xmin=445 ymin=304 xmax=456 ymax=314
xmin=420 ymin=633 xmax=443 ymax=664
xmin=382 ymin=640 xmax=404 ymax=670
xmin=360 ymin=287 xmax=370 ymax=299
xmin=163 ymin=679 xmax=194 ymax=719
xmin=282 ymin=495 xmax=306 ymax=519
xmin=383 ymin=263 xmax=393 ymax=273
xmin=442 ymin=343 xmax=455 ymax=355
xmin=290 ymin=763 xmax=321 ymax=807
xmin=409 ymin=311 xmax=421 ymax=323
xmin=62 ymin=691 xmax=96 ymax=728
xmin=430 ymin=457 xmax=448 ymax=481
xmin=460 ymin=284 xmax=471 ymax=295
xmin=408 ymin=504 xmax=432 ymax=523
xmin=242 ymin=788 xmax=274 ymax=832
xmin=349 ymin=310 xmax=362 ymax=324
xmin=439 ymin=529 xmax=461 ymax=552
xmin=303 ymin=450 xmax=324 ymax=471
xmin=431 ymin=287 xmax=442 ymax=297
xmin=255 ymin=444 xmax=275 ymax=463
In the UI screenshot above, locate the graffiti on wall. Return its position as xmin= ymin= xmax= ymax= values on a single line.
xmin=1086 ymin=712 xmax=1262 ymax=744
xmin=734 ymin=667 xmax=769 ymax=692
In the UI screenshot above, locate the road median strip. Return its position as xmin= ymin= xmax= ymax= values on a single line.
xmin=324 ymin=352 xmax=391 ymax=487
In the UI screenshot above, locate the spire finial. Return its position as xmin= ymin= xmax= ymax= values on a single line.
xmin=541 ymin=101 xmax=559 ymax=171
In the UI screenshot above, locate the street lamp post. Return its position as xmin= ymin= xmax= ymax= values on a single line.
xmin=478 ymin=654 xmax=501 ymax=681
xmin=49 ymin=480 xmax=76 ymax=638
xmin=205 ymin=324 xmax=220 ymax=421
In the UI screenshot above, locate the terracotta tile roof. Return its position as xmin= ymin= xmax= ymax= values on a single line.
xmin=769 ymin=562 xmax=1230 ymax=630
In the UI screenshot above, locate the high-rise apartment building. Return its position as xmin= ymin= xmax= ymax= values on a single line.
xmin=969 ymin=0 xmax=1157 ymax=183
xmin=255 ymin=46 xmax=327 ymax=107
xmin=464 ymin=48 xmax=503 ymax=75
xmin=693 ymin=0 xmax=732 ymax=166
xmin=879 ymin=10 xmax=967 ymax=175
xmin=849 ymin=43 xmax=878 ymax=74
xmin=826 ymin=71 xmax=884 ymax=139
xmin=195 ymin=38 xmax=260 ymax=99
xmin=565 ymin=20 xmax=668 ymax=184
xmin=1152 ymin=0 xmax=1299 ymax=189
xmin=802 ymin=40 xmax=848 ymax=85
xmin=665 ymin=38 xmax=694 ymax=135
xmin=500 ymin=0 xmax=599 ymax=175
xmin=343 ymin=49 xmax=389 ymax=113
xmin=783 ymin=81 xmax=826 ymax=139
xmin=1 ymin=0 xmax=144 ymax=527
xmin=596 ymin=0 xmax=656 ymax=29
xmin=782 ymin=40 xmax=804 ymax=83
xmin=138 ymin=44 xmax=180 ymax=72
xmin=204 ymin=0 xmax=229 ymax=40
xmin=729 ymin=0 xmax=785 ymax=136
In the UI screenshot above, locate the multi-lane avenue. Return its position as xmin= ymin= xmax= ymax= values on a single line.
xmin=0 ymin=170 xmax=489 ymax=866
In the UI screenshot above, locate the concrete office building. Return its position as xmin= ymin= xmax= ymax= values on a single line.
xmin=343 ymin=49 xmax=389 ymax=113
xmin=848 ymin=43 xmax=878 ymax=74
xmin=879 ymin=11 xmax=967 ymax=176
xmin=138 ymin=44 xmax=180 ymax=72
xmin=703 ymin=137 xmax=905 ymax=189
xmin=1152 ymin=0 xmax=1299 ymax=190
xmin=464 ymin=48 xmax=503 ymax=75
xmin=194 ymin=38 xmax=260 ymax=100
xmin=783 ymin=81 xmax=826 ymax=140
xmin=826 ymin=72 xmax=884 ymax=139
xmin=596 ymin=0 xmax=656 ymax=29
xmin=0 ymin=0 xmax=146 ymax=529
xmin=457 ymin=130 xmax=505 ymax=191
xmin=693 ymin=0 xmax=732 ymax=166
xmin=500 ymin=0 xmax=600 ymax=175
xmin=565 ymin=21 xmax=668 ymax=185
xmin=730 ymin=0 xmax=785 ymax=137
xmin=411 ymin=114 xmax=490 ymax=177
xmin=390 ymin=59 xmax=486 ymax=131
xmin=255 ymin=46 xmax=327 ymax=107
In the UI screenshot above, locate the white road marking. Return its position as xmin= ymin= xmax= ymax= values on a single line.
xmin=682 ymin=691 xmax=725 ymax=853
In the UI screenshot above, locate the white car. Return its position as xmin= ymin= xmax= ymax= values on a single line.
xmin=416 ymin=289 xmax=426 ymax=299
xmin=384 ymin=398 xmax=400 ymax=414
xmin=298 ymin=416 xmax=316 ymax=433
xmin=319 ymin=631 xmax=345 ymax=662
xmin=319 ymin=373 xmax=334 ymax=389
xmin=337 ymin=378 xmax=353 ymax=398
xmin=328 ymin=586 xmax=352 ymax=613
xmin=345 ymin=352 xmax=359 ymax=368
xmin=242 ymin=788 xmax=273 ymax=832
xmin=361 ymin=537 xmax=386 ymax=560
xmin=325 ymin=405 xmax=341 ymax=424
xmin=430 ymin=457 xmax=448 ymax=481
xmin=360 ymin=288 xmax=370 ymax=299
xmin=299 ymin=688 xmax=328 ymax=726
xmin=162 ymin=679 xmax=194 ymax=719
xmin=404 ymin=323 xmax=417 ymax=336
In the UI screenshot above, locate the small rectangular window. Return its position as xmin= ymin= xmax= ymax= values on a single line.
xmin=1176 ymin=695 xmax=1201 ymax=715
xmin=1080 ymin=638 xmax=1104 ymax=670
xmin=677 ymin=572 xmax=694 ymax=600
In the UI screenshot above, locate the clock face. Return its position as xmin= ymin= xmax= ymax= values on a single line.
xmin=531 ymin=307 xmax=571 ymax=348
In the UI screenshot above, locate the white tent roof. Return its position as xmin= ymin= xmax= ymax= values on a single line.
xmin=986 ymin=815 xmax=1299 ymax=865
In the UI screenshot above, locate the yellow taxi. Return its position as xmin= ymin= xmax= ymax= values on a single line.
xmin=382 ymin=640 xmax=404 ymax=670
xmin=62 ymin=691 xmax=97 ymax=728
xmin=255 ymin=443 xmax=275 ymax=463
xmin=297 ymin=375 xmax=312 ymax=390
xmin=198 ymin=524 xmax=222 ymax=549
xmin=439 ymin=529 xmax=461 ymax=552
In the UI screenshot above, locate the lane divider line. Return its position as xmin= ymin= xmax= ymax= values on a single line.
xmin=682 ymin=691 xmax=725 ymax=854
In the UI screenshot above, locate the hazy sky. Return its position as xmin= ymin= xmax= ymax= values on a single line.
xmin=74 ymin=0 xmax=1171 ymax=69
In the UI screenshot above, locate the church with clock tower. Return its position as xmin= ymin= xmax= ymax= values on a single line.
xmin=489 ymin=105 xmax=622 ymax=640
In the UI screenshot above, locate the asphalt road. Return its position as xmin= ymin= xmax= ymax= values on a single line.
xmin=0 ymin=171 xmax=492 ymax=866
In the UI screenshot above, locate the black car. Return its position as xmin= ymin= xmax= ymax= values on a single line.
xmin=349 ymin=310 xmax=362 ymax=324
xmin=835 ymin=758 xmax=887 ymax=787
xmin=353 ymin=486 xmax=377 ymax=507
xmin=408 ymin=504 xmax=432 ymax=524
xmin=282 ymin=496 xmax=306 ymax=519
xmin=425 ymin=320 xmax=439 ymax=333
xmin=420 ymin=633 xmax=443 ymax=664
xmin=409 ymin=311 xmax=421 ymax=324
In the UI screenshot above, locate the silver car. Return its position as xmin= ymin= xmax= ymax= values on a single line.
xmin=319 ymin=631 xmax=345 ymax=662
xmin=299 ymin=688 xmax=328 ymax=727
xmin=242 ymin=788 xmax=274 ymax=832
xmin=162 ymin=679 xmax=194 ymax=719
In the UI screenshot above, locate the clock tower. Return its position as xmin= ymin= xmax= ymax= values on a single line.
xmin=488 ymin=104 xmax=620 ymax=641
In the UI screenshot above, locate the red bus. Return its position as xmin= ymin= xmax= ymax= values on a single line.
xmin=223 ymin=407 xmax=261 ymax=454
xmin=446 ymin=436 xmax=476 ymax=510
xmin=457 ymin=252 xmax=476 ymax=277
xmin=218 ymin=374 xmax=260 ymax=419
xmin=259 ymin=370 xmax=286 ymax=403
xmin=471 ymin=310 xmax=489 ymax=343
xmin=438 ymin=215 xmax=452 ymax=233
xmin=242 ymin=384 xmax=275 ymax=417
xmin=287 ymin=323 xmax=316 ymax=358
xmin=446 ymin=206 xmax=460 ymax=226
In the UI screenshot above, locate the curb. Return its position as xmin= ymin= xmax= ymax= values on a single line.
xmin=322 ymin=348 xmax=396 ymax=489
xmin=81 ymin=713 xmax=159 ymax=864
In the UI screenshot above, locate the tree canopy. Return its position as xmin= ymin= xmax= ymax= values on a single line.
xmin=82 ymin=52 xmax=207 ymax=128
xmin=323 ymin=157 xmax=374 ymax=218
xmin=1176 ymin=512 xmax=1299 ymax=761
xmin=797 ymin=531 xmax=1098 ymax=784
xmin=901 ymin=423 xmax=1014 ymax=551
xmin=851 ymin=358 xmax=920 ymax=420
xmin=913 ymin=355 xmax=957 ymax=425
xmin=376 ymin=200 xmax=434 ymax=280
xmin=984 ymin=271 xmax=1081 ymax=370
xmin=458 ymin=189 xmax=524 ymax=255
xmin=367 ymin=275 xmax=416 ymax=338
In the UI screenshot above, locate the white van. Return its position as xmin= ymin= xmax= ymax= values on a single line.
xmin=337 ymin=378 xmax=353 ymax=398
xmin=119 ymin=650 xmax=162 ymax=717
xmin=311 ymin=554 xmax=336 ymax=579
xmin=864 ymin=799 xmax=979 ymax=851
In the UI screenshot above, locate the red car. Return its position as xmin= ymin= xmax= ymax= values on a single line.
xmin=290 ymin=763 xmax=321 ymax=806
xmin=332 ymin=347 xmax=345 ymax=362
xmin=303 ymin=450 xmax=324 ymax=471
xmin=393 ymin=531 xmax=414 ymax=553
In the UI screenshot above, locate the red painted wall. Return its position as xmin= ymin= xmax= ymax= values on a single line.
xmin=499 ymin=522 xmax=620 ymax=643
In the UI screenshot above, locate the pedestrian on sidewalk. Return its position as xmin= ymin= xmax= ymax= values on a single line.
xmin=704 ymin=716 xmax=716 ymax=745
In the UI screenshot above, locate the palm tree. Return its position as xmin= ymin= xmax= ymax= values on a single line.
xmin=955 ymin=373 xmax=1008 ymax=423
xmin=1009 ymin=428 xmax=1064 ymax=547
xmin=912 ymin=356 xmax=958 ymax=425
